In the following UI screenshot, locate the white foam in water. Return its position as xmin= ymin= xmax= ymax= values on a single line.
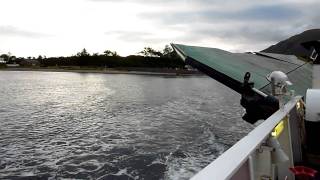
xmin=163 ymin=127 xmax=226 ymax=180
xmin=0 ymin=72 xmax=251 ymax=179
xmin=165 ymin=156 xmax=205 ymax=180
xmin=114 ymin=168 xmax=138 ymax=180
xmin=114 ymin=168 xmax=128 ymax=176
xmin=21 ymin=171 xmax=35 ymax=177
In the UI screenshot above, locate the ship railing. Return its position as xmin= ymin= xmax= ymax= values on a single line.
xmin=191 ymin=96 xmax=304 ymax=180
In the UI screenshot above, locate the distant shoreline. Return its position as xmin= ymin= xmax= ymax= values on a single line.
xmin=0 ymin=67 xmax=203 ymax=76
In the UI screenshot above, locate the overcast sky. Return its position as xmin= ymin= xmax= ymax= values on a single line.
xmin=0 ymin=0 xmax=319 ymax=57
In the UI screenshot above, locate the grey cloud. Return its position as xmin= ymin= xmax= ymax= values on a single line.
xmin=0 ymin=26 xmax=50 ymax=38
xmin=202 ymin=5 xmax=300 ymax=21
xmin=88 ymin=0 xmax=281 ymax=5
xmin=89 ymin=0 xmax=226 ymax=3
xmin=183 ymin=21 xmax=305 ymax=46
xmin=139 ymin=1 xmax=318 ymax=51
xmin=139 ymin=4 xmax=301 ymax=25
xmin=167 ymin=21 xmax=306 ymax=51
xmin=105 ymin=30 xmax=167 ymax=43
xmin=95 ymin=0 xmax=319 ymax=52
xmin=88 ymin=0 xmax=174 ymax=4
xmin=87 ymin=0 xmax=263 ymax=7
xmin=193 ymin=26 xmax=290 ymax=43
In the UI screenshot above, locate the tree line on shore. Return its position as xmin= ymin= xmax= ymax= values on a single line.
xmin=0 ymin=45 xmax=186 ymax=69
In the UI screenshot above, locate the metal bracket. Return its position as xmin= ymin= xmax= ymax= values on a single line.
xmin=243 ymin=72 xmax=254 ymax=89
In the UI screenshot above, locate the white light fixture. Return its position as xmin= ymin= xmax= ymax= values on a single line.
xmin=266 ymin=71 xmax=293 ymax=106
xmin=266 ymin=71 xmax=292 ymax=88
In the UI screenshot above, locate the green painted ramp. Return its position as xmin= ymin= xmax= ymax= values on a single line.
xmin=172 ymin=43 xmax=312 ymax=97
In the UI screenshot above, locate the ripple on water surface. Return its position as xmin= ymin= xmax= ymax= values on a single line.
xmin=0 ymin=71 xmax=253 ymax=179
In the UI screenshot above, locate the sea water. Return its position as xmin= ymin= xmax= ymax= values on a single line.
xmin=0 ymin=71 xmax=253 ymax=179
